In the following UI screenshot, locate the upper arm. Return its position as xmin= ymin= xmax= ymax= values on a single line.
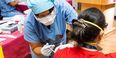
xmin=58 ymin=0 xmax=78 ymax=24
xmin=54 ymin=49 xmax=69 ymax=58
xmin=54 ymin=50 xmax=63 ymax=58
xmin=24 ymin=16 xmax=40 ymax=43
xmin=29 ymin=42 xmax=44 ymax=56
xmin=104 ymin=53 xmax=116 ymax=58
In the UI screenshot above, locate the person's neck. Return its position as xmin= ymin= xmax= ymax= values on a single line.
xmin=47 ymin=25 xmax=51 ymax=29
xmin=81 ymin=47 xmax=98 ymax=51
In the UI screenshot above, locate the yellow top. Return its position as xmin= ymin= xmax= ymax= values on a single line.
xmin=0 ymin=46 xmax=4 ymax=58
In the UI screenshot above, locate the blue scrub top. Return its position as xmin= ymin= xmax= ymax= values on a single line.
xmin=0 ymin=0 xmax=22 ymax=17
xmin=24 ymin=0 xmax=78 ymax=58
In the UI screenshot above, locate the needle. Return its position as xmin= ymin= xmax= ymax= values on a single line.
xmin=50 ymin=48 xmax=55 ymax=53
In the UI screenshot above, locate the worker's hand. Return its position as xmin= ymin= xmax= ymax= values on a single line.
xmin=41 ymin=43 xmax=55 ymax=56
xmin=54 ymin=42 xmax=75 ymax=53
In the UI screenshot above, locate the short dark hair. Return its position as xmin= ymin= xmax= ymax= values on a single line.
xmin=72 ymin=7 xmax=107 ymax=43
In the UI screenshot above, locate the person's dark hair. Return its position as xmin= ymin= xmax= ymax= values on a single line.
xmin=72 ymin=7 xmax=107 ymax=44
xmin=48 ymin=7 xmax=54 ymax=14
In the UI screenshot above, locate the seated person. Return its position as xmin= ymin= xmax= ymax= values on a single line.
xmin=0 ymin=0 xmax=23 ymax=17
xmin=54 ymin=7 xmax=116 ymax=58
xmin=0 ymin=0 xmax=28 ymax=21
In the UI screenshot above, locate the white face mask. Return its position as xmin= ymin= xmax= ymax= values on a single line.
xmin=35 ymin=10 xmax=56 ymax=26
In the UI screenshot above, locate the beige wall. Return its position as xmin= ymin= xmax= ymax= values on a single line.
xmin=114 ymin=3 xmax=116 ymax=16
xmin=76 ymin=0 xmax=115 ymax=33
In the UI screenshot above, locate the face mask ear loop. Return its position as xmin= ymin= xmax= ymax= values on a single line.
xmin=76 ymin=19 xmax=87 ymax=42
xmin=79 ymin=19 xmax=104 ymax=42
xmin=80 ymin=19 xmax=104 ymax=32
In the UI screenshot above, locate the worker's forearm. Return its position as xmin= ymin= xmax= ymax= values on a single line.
xmin=33 ymin=47 xmax=43 ymax=56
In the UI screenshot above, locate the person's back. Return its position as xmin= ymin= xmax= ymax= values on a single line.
xmin=0 ymin=0 xmax=22 ymax=17
xmin=54 ymin=46 xmax=116 ymax=58
xmin=54 ymin=7 xmax=116 ymax=58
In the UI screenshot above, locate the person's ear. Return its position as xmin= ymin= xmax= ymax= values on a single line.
xmin=96 ymin=31 xmax=104 ymax=42
xmin=100 ymin=31 xmax=104 ymax=38
xmin=66 ymin=23 xmax=73 ymax=32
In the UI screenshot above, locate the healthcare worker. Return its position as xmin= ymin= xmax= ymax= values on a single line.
xmin=24 ymin=0 xmax=78 ymax=58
